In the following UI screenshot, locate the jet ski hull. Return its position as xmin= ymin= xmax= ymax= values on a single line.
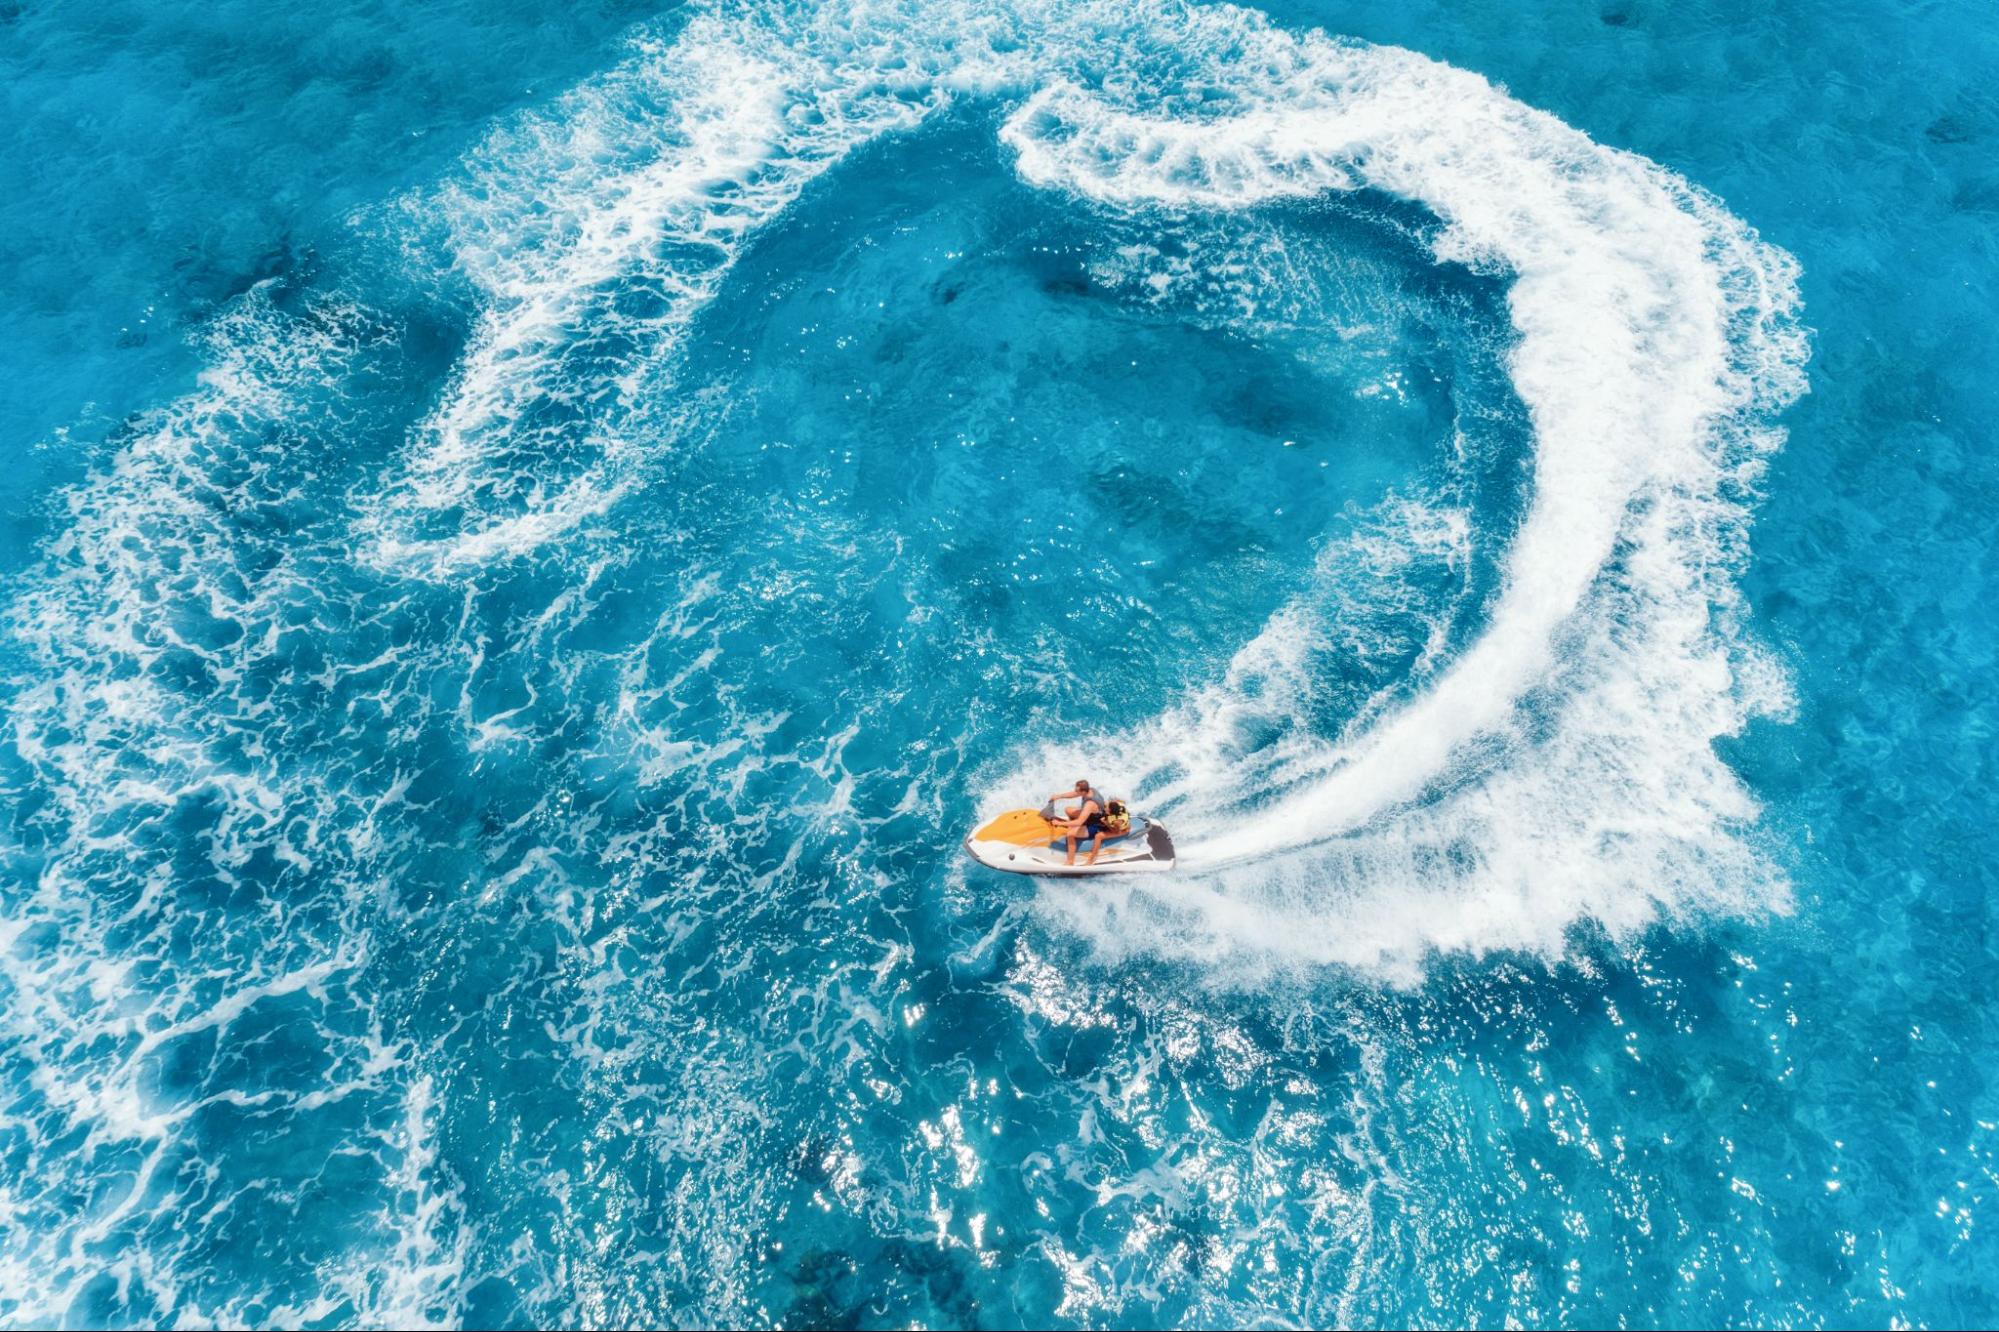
xmin=963 ymin=807 xmax=1177 ymax=876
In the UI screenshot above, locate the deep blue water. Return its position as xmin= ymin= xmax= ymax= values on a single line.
xmin=1 ymin=0 xmax=1994 ymax=1327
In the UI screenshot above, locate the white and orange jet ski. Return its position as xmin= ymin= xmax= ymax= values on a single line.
xmin=963 ymin=799 xmax=1176 ymax=877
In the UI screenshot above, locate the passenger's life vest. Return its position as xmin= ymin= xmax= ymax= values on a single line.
xmin=1101 ymin=800 xmax=1131 ymax=834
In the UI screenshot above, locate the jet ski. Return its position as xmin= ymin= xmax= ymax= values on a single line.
xmin=963 ymin=800 xmax=1176 ymax=876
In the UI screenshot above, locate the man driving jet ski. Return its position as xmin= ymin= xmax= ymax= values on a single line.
xmin=1045 ymin=779 xmax=1133 ymax=866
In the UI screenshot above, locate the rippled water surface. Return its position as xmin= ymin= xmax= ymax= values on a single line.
xmin=2 ymin=0 xmax=1994 ymax=1326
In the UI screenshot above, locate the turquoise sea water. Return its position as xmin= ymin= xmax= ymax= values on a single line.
xmin=2 ymin=0 xmax=1994 ymax=1326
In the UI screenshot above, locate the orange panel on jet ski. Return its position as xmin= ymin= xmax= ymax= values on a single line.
xmin=972 ymin=809 xmax=1061 ymax=846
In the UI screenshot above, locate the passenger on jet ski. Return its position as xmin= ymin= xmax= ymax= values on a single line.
xmin=1072 ymin=799 xmax=1133 ymax=867
xmin=1045 ymin=780 xmax=1132 ymax=866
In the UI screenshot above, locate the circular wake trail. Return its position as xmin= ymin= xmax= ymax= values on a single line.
xmin=0 ymin=0 xmax=1807 ymax=1316
xmin=1000 ymin=60 xmax=1794 ymax=863
xmin=972 ymin=8 xmax=1801 ymax=969
xmin=367 ymin=3 xmax=1805 ymax=966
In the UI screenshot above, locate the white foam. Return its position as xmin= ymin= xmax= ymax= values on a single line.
xmin=982 ymin=10 xmax=1806 ymax=974
xmin=28 ymin=0 xmax=1800 ymax=981
xmin=0 ymin=288 xmax=440 ymax=1322
xmin=0 ymin=0 xmax=1809 ymax=1309
xmin=363 ymin=10 xmax=957 ymax=574
xmin=359 ymin=0 xmax=1805 ymax=977
xmin=337 ymin=1075 xmax=473 ymax=1330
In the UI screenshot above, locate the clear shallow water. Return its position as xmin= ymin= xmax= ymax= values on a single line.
xmin=0 ymin=0 xmax=1993 ymax=1326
